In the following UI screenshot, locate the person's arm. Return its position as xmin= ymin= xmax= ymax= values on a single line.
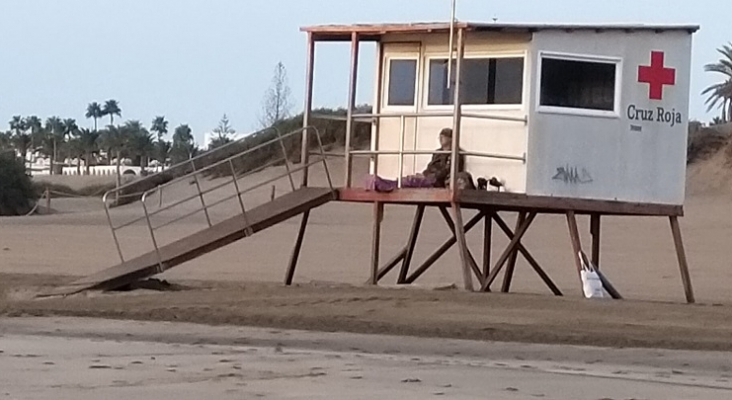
xmin=422 ymin=151 xmax=441 ymax=176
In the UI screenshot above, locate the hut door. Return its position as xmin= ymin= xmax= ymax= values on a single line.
xmin=379 ymin=43 xmax=421 ymax=178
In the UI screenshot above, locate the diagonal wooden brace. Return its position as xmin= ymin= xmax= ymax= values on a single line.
xmin=373 ymin=247 xmax=407 ymax=283
xmin=439 ymin=206 xmax=485 ymax=286
xmin=491 ymin=212 xmax=562 ymax=296
xmin=405 ymin=211 xmax=485 ymax=284
xmin=481 ymin=212 xmax=537 ymax=292
xmin=398 ymin=205 xmax=426 ymax=284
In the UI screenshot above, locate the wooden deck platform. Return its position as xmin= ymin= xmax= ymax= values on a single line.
xmin=337 ymin=188 xmax=683 ymax=217
xmin=44 ymin=187 xmax=335 ymax=296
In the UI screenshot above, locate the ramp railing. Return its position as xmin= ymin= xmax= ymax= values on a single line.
xmin=102 ymin=126 xmax=332 ymax=265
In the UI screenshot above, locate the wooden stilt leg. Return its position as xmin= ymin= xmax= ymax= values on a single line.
xmin=405 ymin=212 xmax=484 ymax=284
xmin=501 ymin=212 xmax=526 ymax=293
xmin=669 ymin=216 xmax=695 ymax=304
xmin=285 ymin=211 xmax=310 ymax=286
xmin=492 ymin=213 xmax=562 ymax=296
xmin=590 ymin=214 xmax=601 ymax=267
xmin=482 ymin=212 xmax=537 ymax=291
xmin=398 ymin=205 xmax=425 ymax=284
xmin=566 ymin=211 xmax=584 ymax=285
xmin=374 ymin=247 xmax=406 ymax=282
xmin=588 ymin=214 xmax=622 ymax=300
xmin=439 ymin=207 xmax=483 ymax=284
xmin=483 ymin=213 xmax=492 ymax=280
xmin=370 ymin=202 xmax=384 ymax=285
xmin=452 ymin=203 xmax=474 ymax=291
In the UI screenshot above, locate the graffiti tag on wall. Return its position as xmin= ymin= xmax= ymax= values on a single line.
xmin=552 ymin=165 xmax=593 ymax=185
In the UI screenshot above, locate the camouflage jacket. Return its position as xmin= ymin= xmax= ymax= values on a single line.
xmin=422 ymin=149 xmax=466 ymax=187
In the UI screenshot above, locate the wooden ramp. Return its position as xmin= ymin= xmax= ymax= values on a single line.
xmin=45 ymin=187 xmax=335 ymax=296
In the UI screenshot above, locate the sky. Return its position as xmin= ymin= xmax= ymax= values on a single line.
xmin=0 ymin=0 xmax=728 ymax=144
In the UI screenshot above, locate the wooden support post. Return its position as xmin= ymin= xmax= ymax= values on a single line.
xmin=482 ymin=212 xmax=537 ymax=291
xmin=398 ymin=205 xmax=425 ymax=284
xmin=669 ymin=216 xmax=695 ymax=304
xmin=449 ymin=28 xmax=465 ymax=199
xmin=405 ymin=212 xmax=484 ymax=284
xmin=452 ymin=203 xmax=474 ymax=291
xmin=285 ymin=211 xmax=310 ymax=286
xmin=439 ymin=207 xmax=483 ymax=285
xmin=588 ymin=213 xmax=622 ymax=299
xmin=343 ymin=32 xmax=360 ymax=188
xmin=596 ymin=270 xmax=623 ymax=300
xmin=370 ymin=202 xmax=384 ymax=285
xmin=492 ymin=213 xmax=562 ymax=296
xmin=590 ymin=214 xmax=601 ymax=267
xmin=300 ymin=33 xmax=315 ymax=187
xmin=501 ymin=212 xmax=526 ymax=293
xmin=375 ymin=248 xmax=407 ymax=282
xmin=566 ymin=211 xmax=584 ymax=285
xmin=483 ymin=213 xmax=492 ymax=279
xmin=45 ymin=187 xmax=51 ymax=212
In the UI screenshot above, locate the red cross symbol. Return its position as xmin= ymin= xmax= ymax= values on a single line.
xmin=638 ymin=51 xmax=676 ymax=100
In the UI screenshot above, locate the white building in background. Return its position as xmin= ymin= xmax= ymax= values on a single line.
xmin=24 ymin=151 xmax=150 ymax=177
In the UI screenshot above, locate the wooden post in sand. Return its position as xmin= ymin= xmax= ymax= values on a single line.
xmin=669 ymin=216 xmax=695 ymax=304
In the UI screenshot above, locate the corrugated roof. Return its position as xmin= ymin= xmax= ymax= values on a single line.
xmin=301 ymin=21 xmax=699 ymax=41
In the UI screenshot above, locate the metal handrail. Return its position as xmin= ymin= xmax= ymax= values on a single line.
xmin=349 ymin=149 xmax=526 ymax=162
xmin=129 ymin=126 xmax=330 ymax=270
xmin=102 ymin=126 xmax=281 ymax=201
xmin=312 ymin=110 xmax=527 ymax=189
xmin=314 ymin=111 xmax=528 ymax=124
xmin=101 ymin=126 xmax=283 ymax=261
xmin=141 ymin=157 xmax=284 ymax=221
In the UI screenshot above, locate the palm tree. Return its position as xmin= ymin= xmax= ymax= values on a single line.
xmin=170 ymin=124 xmax=196 ymax=164
xmin=102 ymin=99 xmax=122 ymax=125
xmin=23 ymin=116 xmax=43 ymax=160
xmin=62 ymin=119 xmax=80 ymax=172
xmin=86 ymin=102 xmax=104 ymax=131
xmin=101 ymin=124 xmax=127 ymax=192
xmin=76 ymin=128 xmax=101 ymax=174
xmin=151 ymin=116 xmax=169 ymax=140
xmin=703 ymin=42 xmax=732 ymax=123
xmin=67 ymin=136 xmax=85 ymax=175
xmin=123 ymin=120 xmax=154 ymax=168
xmin=0 ymin=131 xmax=11 ymax=152
xmin=43 ymin=117 xmax=65 ymax=174
xmin=9 ymin=116 xmax=30 ymax=163
xmin=154 ymin=139 xmax=172 ymax=170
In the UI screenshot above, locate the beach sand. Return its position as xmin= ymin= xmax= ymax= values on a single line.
xmin=0 ymin=156 xmax=731 ymax=350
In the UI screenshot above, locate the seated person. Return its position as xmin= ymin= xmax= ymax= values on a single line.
xmin=366 ymin=128 xmax=475 ymax=192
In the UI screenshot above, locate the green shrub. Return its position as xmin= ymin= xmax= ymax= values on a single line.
xmin=0 ymin=153 xmax=39 ymax=216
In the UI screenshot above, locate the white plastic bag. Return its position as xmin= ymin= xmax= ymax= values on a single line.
xmin=579 ymin=251 xmax=605 ymax=299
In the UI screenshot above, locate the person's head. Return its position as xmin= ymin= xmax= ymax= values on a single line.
xmin=439 ymin=128 xmax=453 ymax=149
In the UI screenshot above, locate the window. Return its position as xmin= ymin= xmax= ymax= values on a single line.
xmin=386 ymin=59 xmax=417 ymax=106
xmin=539 ymin=57 xmax=617 ymax=112
xmin=427 ymin=57 xmax=524 ymax=106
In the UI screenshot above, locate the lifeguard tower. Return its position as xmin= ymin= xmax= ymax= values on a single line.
xmin=48 ymin=20 xmax=698 ymax=304
xmin=300 ymin=20 xmax=698 ymax=301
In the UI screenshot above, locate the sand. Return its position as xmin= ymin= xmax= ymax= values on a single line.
xmin=2 ymin=317 xmax=732 ymax=399
xmin=4 ymin=157 xmax=731 ymax=303
xmin=1 ymin=155 xmax=731 ymax=351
